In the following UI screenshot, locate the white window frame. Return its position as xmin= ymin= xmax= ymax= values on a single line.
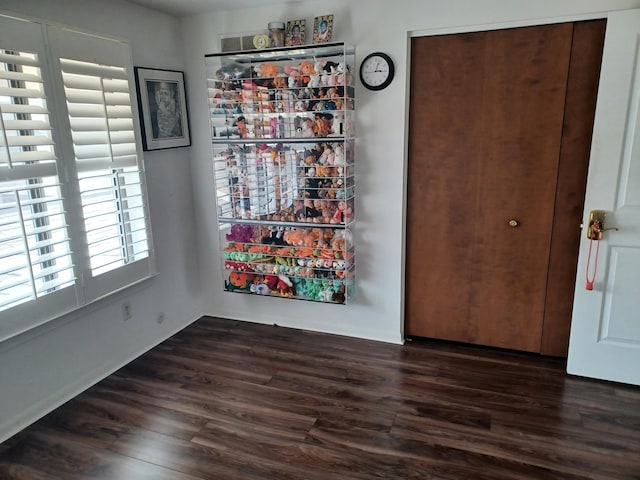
xmin=0 ymin=12 xmax=156 ymax=341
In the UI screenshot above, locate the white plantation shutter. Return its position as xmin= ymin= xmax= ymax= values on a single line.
xmin=0 ymin=14 xmax=155 ymax=340
xmin=0 ymin=41 xmax=75 ymax=316
xmin=59 ymin=57 xmax=150 ymax=277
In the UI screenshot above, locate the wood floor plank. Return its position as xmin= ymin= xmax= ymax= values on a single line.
xmin=1 ymin=430 xmax=204 ymax=480
xmin=392 ymin=410 xmax=633 ymax=480
xmin=2 ymin=316 xmax=640 ymax=479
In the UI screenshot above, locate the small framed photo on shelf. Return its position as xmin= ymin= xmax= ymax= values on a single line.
xmin=312 ymin=15 xmax=333 ymax=44
xmin=286 ymin=19 xmax=306 ymax=46
xmin=134 ymin=67 xmax=191 ymax=151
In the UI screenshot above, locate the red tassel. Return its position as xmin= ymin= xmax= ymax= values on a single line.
xmin=585 ymin=237 xmax=599 ymax=291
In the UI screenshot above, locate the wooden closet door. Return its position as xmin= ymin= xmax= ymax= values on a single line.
xmin=406 ymin=24 xmax=573 ymax=352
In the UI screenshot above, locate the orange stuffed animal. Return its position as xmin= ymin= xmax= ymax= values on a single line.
xmin=300 ymin=60 xmax=315 ymax=85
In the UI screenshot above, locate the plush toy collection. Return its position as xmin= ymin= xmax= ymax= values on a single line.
xmin=214 ymin=140 xmax=354 ymax=224
xmin=210 ymin=48 xmax=355 ymax=303
xmin=222 ymin=223 xmax=354 ymax=303
xmin=211 ymin=57 xmax=354 ymax=140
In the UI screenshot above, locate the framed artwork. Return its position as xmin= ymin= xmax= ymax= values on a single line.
xmin=312 ymin=15 xmax=333 ymax=44
xmin=134 ymin=67 xmax=191 ymax=151
xmin=286 ymin=19 xmax=306 ymax=46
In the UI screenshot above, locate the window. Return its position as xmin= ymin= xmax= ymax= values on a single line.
xmin=0 ymin=14 xmax=155 ymax=340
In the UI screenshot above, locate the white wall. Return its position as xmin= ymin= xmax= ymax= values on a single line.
xmin=183 ymin=0 xmax=640 ymax=344
xmin=0 ymin=0 xmax=202 ymax=442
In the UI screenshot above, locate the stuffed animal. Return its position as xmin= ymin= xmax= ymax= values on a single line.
xmin=284 ymin=64 xmax=301 ymax=87
xmin=332 ymin=62 xmax=346 ymax=85
xmin=331 ymin=229 xmax=347 ymax=253
xmin=330 ymin=199 xmax=353 ymax=225
xmin=308 ymin=60 xmax=323 ymax=87
xmin=226 ymin=224 xmax=255 ymax=242
xmin=314 ymin=113 xmax=332 ymax=137
xmin=300 ymin=60 xmax=315 ymax=84
xmin=252 ymin=280 xmax=271 ymax=295
xmin=226 ymin=271 xmax=255 ymax=292
xmin=299 ymin=117 xmax=315 ymax=137
xmin=317 ymin=144 xmax=330 ymax=164
xmin=276 ymin=275 xmax=295 ymax=297
xmin=274 ymin=75 xmax=287 ymax=89
xmin=216 ymin=62 xmax=250 ymax=81
xmin=331 ymin=112 xmax=344 ymax=136
xmin=260 ymin=62 xmax=280 ymax=79
xmin=333 ymin=143 xmax=345 ymax=165
xmin=332 ymin=283 xmax=346 ymax=303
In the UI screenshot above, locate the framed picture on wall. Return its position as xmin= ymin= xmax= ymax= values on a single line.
xmin=312 ymin=15 xmax=333 ymax=44
xmin=286 ymin=19 xmax=306 ymax=46
xmin=134 ymin=67 xmax=191 ymax=151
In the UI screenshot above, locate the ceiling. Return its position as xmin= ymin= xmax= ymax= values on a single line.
xmin=125 ymin=0 xmax=299 ymax=17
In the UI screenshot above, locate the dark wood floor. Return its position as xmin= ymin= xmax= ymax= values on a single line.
xmin=1 ymin=316 xmax=639 ymax=480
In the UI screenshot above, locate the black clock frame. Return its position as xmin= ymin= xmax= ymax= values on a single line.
xmin=359 ymin=52 xmax=395 ymax=91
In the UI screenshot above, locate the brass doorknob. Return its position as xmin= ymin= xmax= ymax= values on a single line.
xmin=508 ymin=219 xmax=519 ymax=227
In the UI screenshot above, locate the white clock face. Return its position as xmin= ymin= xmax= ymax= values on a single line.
xmin=360 ymin=53 xmax=394 ymax=90
xmin=253 ymin=34 xmax=269 ymax=49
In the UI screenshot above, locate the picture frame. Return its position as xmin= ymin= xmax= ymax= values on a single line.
xmin=134 ymin=67 xmax=191 ymax=151
xmin=286 ymin=19 xmax=306 ymax=46
xmin=312 ymin=15 xmax=333 ymax=44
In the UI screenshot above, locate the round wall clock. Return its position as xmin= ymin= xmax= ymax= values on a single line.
xmin=359 ymin=52 xmax=395 ymax=91
xmin=253 ymin=34 xmax=269 ymax=49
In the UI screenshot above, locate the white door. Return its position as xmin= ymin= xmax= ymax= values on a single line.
xmin=567 ymin=8 xmax=640 ymax=386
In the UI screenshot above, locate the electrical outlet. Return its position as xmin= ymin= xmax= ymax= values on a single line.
xmin=122 ymin=301 xmax=132 ymax=321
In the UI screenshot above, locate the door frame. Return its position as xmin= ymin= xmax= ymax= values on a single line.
xmin=401 ymin=11 xmax=610 ymax=343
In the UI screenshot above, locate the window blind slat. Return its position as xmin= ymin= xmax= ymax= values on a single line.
xmin=69 ymin=103 xmax=133 ymax=121
xmin=62 ymin=75 xmax=130 ymax=93
xmin=111 ymin=141 xmax=136 ymax=153
xmin=28 ymin=234 xmax=71 ymax=252
xmin=110 ymin=131 xmax=135 ymax=143
xmin=73 ymin=157 xmax=137 ymax=172
xmin=60 ymin=73 xmax=100 ymax=90
xmin=71 ymin=131 xmax=110 ymax=145
xmin=0 ymin=244 xmax=26 ymax=261
xmin=0 ymin=103 xmax=47 ymax=115
xmin=63 ymin=88 xmax=105 ymax=104
xmin=34 ymin=259 xmax=73 ymax=280
xmin=0 ymin=52 xmax=39 ymax=67
xmin=0 ymin=277 xmax=31 ymax=295
xmin=104 ymin=92 xmax=131 ymax=106
xmin=70 ymin=132 xmax=135 ymax=146
xmin=105 ymin=105 xmax=132 ymax=118
xmin=17 ymin=194 xmax=63 ymax=208
xmin=29 ymin=248 xmax=73 ymax=266
xmin=67 ymin=104 xmax=107 ymax=117
xmin=0 ymin=70 xmax=42 ymax=83
xmin=69 ymin=117 xmax=132 ymax=131
xmin=0 ymin=151 xmax=57 ymax=169
xmin=103 ymin=78 xmax=130 ymax=93
xmin=85 ymin=215 xmax=120 ymax=231
xmin=73 ymin=144 xmax=111 ymax=160
xmin=4 ymin=135 xmax=54 ymax=147
xmin=60 ymin=59 xmax=128 ymax=80
xmin=3 ymin=119 xmax=51 ymax=130
xmin=0 ymin=86 xmax=45 ymax=98
xmin=0 ymin=260 xmax=29 ymax=276
xmin=35 ymin=276 xmax=75 ymax=294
